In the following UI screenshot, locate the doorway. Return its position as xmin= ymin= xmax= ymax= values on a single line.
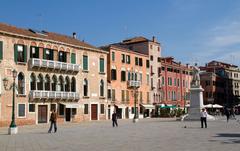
xmin=65 ymin=108 xmax=71 ymax=122
xmin=38 ymin=105 xmax=48 ymax=123
xmin=91 ymin=104 xmax=98 ymax=120
xmin=125 ymin=107 xmax=129 ymax=119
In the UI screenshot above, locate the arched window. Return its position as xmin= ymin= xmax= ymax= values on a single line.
xmin=59 ymin=76 xmax=64 ymax=91
xmin=83 ymin=78 xmax=88 ymax=96
xmin=100 ymin=80 xmax=104 ymax=97
xmin=52 ymin=75 xmax=57 ymax=91
xmin=45 ymin=75 xmax=51 ymax=91
xmin=128 ymin=72 xmax=131 ymax=81
xmin=18 ymin=72 xmax=25 ymax=94
xmin=71 ymin=77 xmax=76 ymax=92
xmin=131 ymin=72 xmax=134 ymax=80
xmin=37 ymin=74 xmax=43 ymax=90
xmin=30 ymin=73 xmax=36 ymax=90
xmin=65 ymin=76 xmax=70 ymax=92
xmin=135 ymin=73 xmax=138 ymax=81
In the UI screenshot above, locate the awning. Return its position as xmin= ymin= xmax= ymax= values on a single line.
xmin=141 ymin=104 xmax=155 ymax=109
xmin=159 ymin=105 xmax=176 ymax=109
xmin=60 ymin=103 xmax=80 ymax=108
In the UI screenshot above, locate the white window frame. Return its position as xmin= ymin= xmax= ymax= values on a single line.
xmin=17 ymin=103 xmax=26 ymax=118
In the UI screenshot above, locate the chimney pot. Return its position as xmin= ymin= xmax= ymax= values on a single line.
xmin=152 ymin=36 xmax=156 ymax=42
xmin=73 ymin=32 xmax=77 ymax=39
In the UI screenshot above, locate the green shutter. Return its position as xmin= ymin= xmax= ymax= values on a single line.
xmin=43 ymin=48 xmax=46 ymax=59
xmin=83 ymin=55 xmax=88 ymax=70
xmin=23 ymin=45 xmax=27 ymax=62
xmin=14 ymin=44 xmax=18 ymax=62
xmin=100 ymin=58 xmax=104 ymax=72
xmin=0 ymin=41 xmax=3 ymax=60
xmin=71 ymin=53 xmax=76 ymax=64
xmin=30 ymin=46 xmax=33 ymax=58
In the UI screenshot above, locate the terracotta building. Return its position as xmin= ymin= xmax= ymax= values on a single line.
xmin=160 ymin=57 xmax=192 ymax=111
xmin=102 ymin=43 xmax=153 ymax=119
xmin=200 ymin=61 xmax=240 ymax=106
xmin=0 ymin=23 xmax=108 ymax=127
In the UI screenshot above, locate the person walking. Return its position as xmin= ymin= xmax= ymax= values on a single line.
xmin=112 ymin=111 xmax=118 ymax=127
xmin=200 ymin=108 xmax=207 ymax=128
xmin=224 ymin=107 xmax=230 ymax=122
xmin=48 ymin=109 xmax=57 ymax=133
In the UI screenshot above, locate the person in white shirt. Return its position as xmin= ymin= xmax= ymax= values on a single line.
xmin=200 ymin=108 xmax=207 ymax=128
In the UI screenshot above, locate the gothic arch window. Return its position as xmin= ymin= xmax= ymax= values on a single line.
xmin=71 ymin=77 xmax=76 ymax=92
xmin=65 ymin=76 xmax=70 ymax=92
xmin=100 ymin=80 xmax=104 ymax=97
xmin=83 ymin=78 xmax=88 ymax=96
xmin=52 ymin=75 xmax=57 ymax=91
xmin=45 ymin=74 xmax=51 ymax=91
xmin=37 ymin=74 xmax=44 ymax=90
xmin=30 ymin=73 xmax=36 ymax=90
xmin=18 ymin=72 xmax=25 ymax=94
xmin=59 ymin=76 xmax=64 ymax=91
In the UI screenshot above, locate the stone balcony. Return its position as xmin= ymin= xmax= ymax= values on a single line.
xmin=29 ymin=90 xmax=80 ymax=100
xmin=29 ymin=58 xmax=80 ymax=72
xmin=127 ymin=80 xmax=141 ymax=89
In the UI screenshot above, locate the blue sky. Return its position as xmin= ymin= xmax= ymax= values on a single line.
xmin=1 ymin=0 xmax=240 ymax=66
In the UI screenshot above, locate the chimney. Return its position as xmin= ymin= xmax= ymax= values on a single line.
xmin=73 ymin=32 xmax=77 ymax=39
xmin=152 ymin=36 xmax=157 ymax=42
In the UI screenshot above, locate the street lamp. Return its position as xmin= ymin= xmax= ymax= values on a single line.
xmin=3 ymin=69 xmax=18 ymax=135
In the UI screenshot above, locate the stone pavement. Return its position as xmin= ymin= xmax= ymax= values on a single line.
xmin=0 ymin=116 xmax=240 ymax=151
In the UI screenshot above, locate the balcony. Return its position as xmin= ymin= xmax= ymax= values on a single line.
xmin=29 ymin=90 xmax=80 ymax=100
xmin=29 ymin=58 xmax=80 ymax=72
xmin=127 ymin=80 xmax=141 ymax=88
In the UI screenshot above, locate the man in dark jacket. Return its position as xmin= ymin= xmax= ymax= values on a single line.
xmin=112 ymin=112 xmax=118 ymax=127
xmin=48 ymin=109 xmax=57 ymax=133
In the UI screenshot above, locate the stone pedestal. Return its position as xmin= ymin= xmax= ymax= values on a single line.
xmin=8 ymin=127 xmax=18 ymax=135
xmin=182 ymin=86 xmax=215 ymax=121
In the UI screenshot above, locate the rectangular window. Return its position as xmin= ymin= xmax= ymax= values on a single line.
xmin=126 ymin=55 xmax=131 ymax=64
xmin=112 ymin=89 xmax=116 ymax=101
xmin=150 ymin=55 xmax=153 ymax=61
xmin=0 ymin=41 xmax=3 ymax=60
xmin=126 ymin=90 xmax=129 ymax=102
xmin=158 ymin=57 xmax=161 ymax=62
xmin=158 ymin=67 xmax=161 ymax=77
xmin=51 ymin=104 xmax=56 ymax=112
xmin=174 ymin=78 xmax=177 ymax=86
xmin=139 ymin=58 xmax=143 ymax=66
xmin=139 ymin=73 xmax=142 ymax=82
xmin=121 ymin=90 xmax=125 ymax=102
xmin=44 ymin=48 xmax=54 ymax=60
xmin=183 ymin=80 xmax=185 ymax=87
xmin=29 ymin=104 xmax=35 ymax=112
xmin=121 ymin=71 xmax=126 ymax=81
xmin=14 ymin=44 xmax=27 ymax=63
xmin=107 ymin=89 xmax=111 ymax=99
xmin=111 ymin=69 xmax=117 ymax=80
xmin=147 ymin=74 xmax=150 ymax=85
xmin=112 ymin=51 xmax=115 ymax=61
xmin=58 ymin=51 xmax=67 ymax=62
xmin=99 ymin=58 xmax=105 ymax=73
xmin=59 ymin=104 xmax=64 ymax=115
xmin=100 ymin=104 xmax=104 ymax=114
xmin=135 ymin=57 xmax=138 ymax=65
xmin=177 ymin=79 xmax=180 ymax=87
xmin=83 ymin=55 xmax=88 ymax=71
xmin=121 ymin=54 xmax=125 ymax=63
xmin=30 ymin=46 xmax=39 ymax=58
xmin=72 ymin=108 xmax=77 ymax=115
xmin=146 ymin=60 xmax=150 ymax=68
xmin=18 ymin=104 xmax=25 ymax=117
xmin=84 ymin=104 xmax=89 ymax=114
xmin=162 ymin=77 xmax=165 ymax=86
xmin=147 ymin=92 xmax=150 ymax=103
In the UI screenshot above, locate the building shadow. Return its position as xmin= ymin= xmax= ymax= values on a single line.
xmin=211 ymin=133 xmax=240 ymax=144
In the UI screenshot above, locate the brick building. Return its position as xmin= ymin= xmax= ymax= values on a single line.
xmin=159 ymin=57 xmax=192 ymax=111
xmin=102 ymin=43 xmax=153 ymax=119
xmin=200 ymin=61 xmax=240 ymax=106
xmin=0 ymin=23 xmax=108 ymax=127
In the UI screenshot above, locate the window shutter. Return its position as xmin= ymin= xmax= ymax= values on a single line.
xmin=71 ymin=53 xmax=76 ymax=64
xmin=36 ymin=47 xmax=39 ymax=58
xmin=83 ymin=56 xmax=88 ymax=70
xmin=14 ymin=44 xmax=18 ymax=62
xmin=30 ymin=46 xmax=33 ymax=58
xmin=23 ymin=45 xmax=27 ymax=62
xmin=0 ymin=41 xmax=3 ymax=60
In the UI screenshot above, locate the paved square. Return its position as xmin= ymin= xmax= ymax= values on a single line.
xmin=0 ymin=117 xmax=240 ymax=151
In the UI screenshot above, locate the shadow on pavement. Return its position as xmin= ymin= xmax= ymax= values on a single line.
xmin=210 ymin=133 xmax=240 ymax=144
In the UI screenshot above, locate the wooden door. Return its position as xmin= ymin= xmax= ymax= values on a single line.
xmin=91 ymin=104 xmax=98 ymax=120
xmin=38 ymin=105 xmax=47 ymax=123
xmin=65 ymin=108 xmax=71 ymax=122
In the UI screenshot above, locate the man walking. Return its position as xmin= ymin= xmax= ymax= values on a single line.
xmin=112 ymin=111 xmax=118 ymax=127
xmin=48 ymin=109 xmax=57 ymax=133
xmin=200 ymin=108 xmax=207 ymax=128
